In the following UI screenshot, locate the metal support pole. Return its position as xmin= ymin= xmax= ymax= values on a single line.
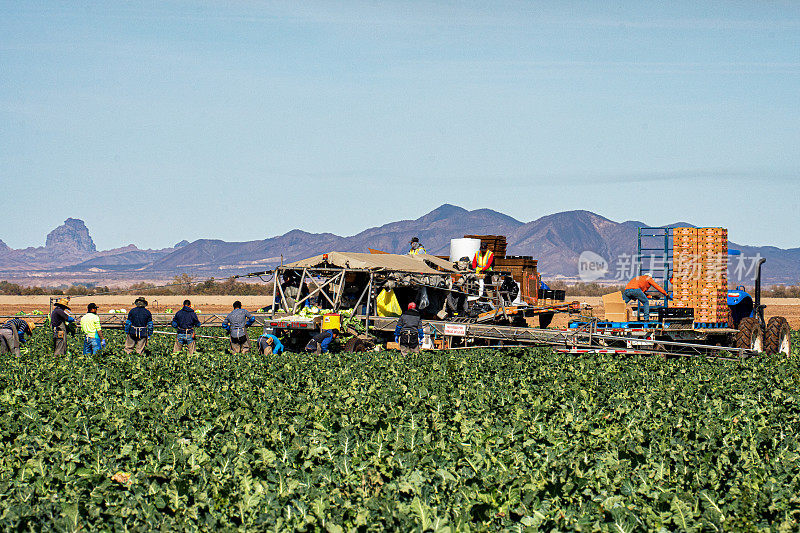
xmin=292 ymin=268 xmax=308 ymax=315
xmin=365 ymin=273 xmax=372 ymax=335
xmin=270 ymin=268 xmax=279 ymax=319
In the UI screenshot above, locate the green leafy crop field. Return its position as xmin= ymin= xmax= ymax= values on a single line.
xmin=1 ymin=329 xmax=800 ymax=531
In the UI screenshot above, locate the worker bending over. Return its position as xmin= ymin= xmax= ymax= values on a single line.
xmin=408 ymin=237 xmax=427 ymax=255
xmin=0 ymin=318 xmax=35 ymax=358
xmin=50 ymin=298 xmax=75 ymax=355
xmin=258 ymin=330 xmax=284 ymax=355
xmin=80 ymin=303 xmax=105 ymax=354
xmin=305 ymin=328 xmax=338 ymax=354
xmin=223 ymin=300 xmax=256 ymax=354
xmin=172 ymin=300 xmax=201 ymax=354
xmin=125 ymin=297 xmax=153 ymax=354
xmin=395 ymin=302 xmax=424 ymax=355
xmin=623 ymin=275 xmax=670 ymax=320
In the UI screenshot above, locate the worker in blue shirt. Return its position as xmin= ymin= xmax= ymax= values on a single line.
xmin=171 ymin=300 xmax=201 ymax=354
xmin=257 ymin=331 xmax=284 ymax=355
xmin=305 ymin=329 xmax=338 ymax=354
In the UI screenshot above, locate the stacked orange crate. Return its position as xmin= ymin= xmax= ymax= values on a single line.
xmin=694 ymin=228 xmax=728 ymax=323
xmin=672 ymin=228 xmax=697 ymax=311
xmin=671 ymin=227 xmax=729 ymax=323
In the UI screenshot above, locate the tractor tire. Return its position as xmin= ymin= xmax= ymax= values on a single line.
xmin=735 ymin=316 xmax=763 ymax=352
xmin=765 ymin=316 xmax=792 ymax=356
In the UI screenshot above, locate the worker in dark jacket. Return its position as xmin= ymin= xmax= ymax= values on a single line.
xmin=125 ymin=297 xmax=153 ymax=354
xmin=394 ymin=302 xmax=424 ymax=355
xmin=305 ymin=328 xmax=338 ymax=354
xmin=0 ymin=318 xmax=35 ymax=358
xmin=50 ymin=298 xmax=75 ymax=355
xmin=171 ymin=300 xmax=201 ymax=354
xmin=222 ymin=301 xmax=256 ymax=353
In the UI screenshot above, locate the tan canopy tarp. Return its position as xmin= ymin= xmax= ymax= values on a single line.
xmin=284 ymin=251 xmax=452 ymax=274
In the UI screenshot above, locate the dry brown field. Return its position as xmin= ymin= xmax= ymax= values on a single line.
xmin=2 ymin=295 xmax=798 ymax=329
xmin=0 ymin=295 xmax=274 ymax=316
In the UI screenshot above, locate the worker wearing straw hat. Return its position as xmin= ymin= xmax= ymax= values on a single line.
xmin=0 ymin=318 xmax=36 ymax=358
xmin=124 ymin=297 xmax=153 ymax=354
xmin=50 ymin=298 xmax=75 ymax=355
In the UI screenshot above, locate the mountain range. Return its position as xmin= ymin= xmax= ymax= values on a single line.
xmin=0 ymin=206 xmax=798 ymax=284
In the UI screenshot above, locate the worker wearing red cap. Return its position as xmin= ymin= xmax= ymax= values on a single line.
xmin=394 ymin=302 xmax=423 ymax=355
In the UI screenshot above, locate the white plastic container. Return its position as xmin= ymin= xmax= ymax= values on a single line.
xmin=449 ymin=238 xmax=481 ymax=263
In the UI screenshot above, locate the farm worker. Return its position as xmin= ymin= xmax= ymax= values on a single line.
xmin=394 ymin=302 xmax=424 ymax=355
xmin=623 ymin=275 xmax=670 ymax=320
xmin=79 ymin=303 xmax=105 ymax=354
xmin=305 ymin=328 xmax=338 ymax=355
xmin=124 ymin=297 xmax=153 ymax=354
xmin=257 ymin=332 xmax=284 ymax=356
xmin=50 ymin=298 xmax=75 ymax=355
xmin=471 ymin=242 xmax=494 ymax=274
xmin=408 ymin=237 xmax=427 ymax=256
xmin=222 ymin=300 xmax=256 ymax=354
xmin=0 ymin=318 xmax=35 ymax=358
xmin=171 ymin=300 xmax=201 ymax=355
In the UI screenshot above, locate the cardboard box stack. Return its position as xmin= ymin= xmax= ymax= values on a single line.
xmin=672 ymin=227 xmax=729 ymax=323
xmin=602 ymin=290 xmax=630 ymax=322
xmin=463 ymin=235 xmax=507 ymax=258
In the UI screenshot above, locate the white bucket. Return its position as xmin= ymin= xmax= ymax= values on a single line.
xmin=449 ymin=238 xmax=481 ymax=263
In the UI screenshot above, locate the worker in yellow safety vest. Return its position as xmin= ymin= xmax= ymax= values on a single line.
xmin=471 ymin=242 xmax=494 ymax=274
xmin=408 ymin=237 xmax=427 ymax=255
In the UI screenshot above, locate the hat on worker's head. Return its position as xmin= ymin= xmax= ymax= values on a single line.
xmin=408 ymin=302 xmax=417 ymax=310
xmin=410 ymin=237 xmax=419 ymax=243
xmin=54 ymin=298 xmax=71 ymax=310
xmin=134 ymin=297 xmax=148 ymax=307
xmin=24 ymin=318 xmax=36 ymax=331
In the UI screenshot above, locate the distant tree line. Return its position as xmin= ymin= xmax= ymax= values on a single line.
xmin=0 ymin=275 xmax=274 ymax=296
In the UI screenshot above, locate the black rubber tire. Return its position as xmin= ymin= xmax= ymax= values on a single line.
xmin=735 ymin=316 xmax=763 ymax=352
xmin=765 ymin=316 xmax=791 ymax=356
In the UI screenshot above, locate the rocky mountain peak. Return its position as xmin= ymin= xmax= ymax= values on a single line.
xmin=45 ymin=218 xmax=96 ymax=254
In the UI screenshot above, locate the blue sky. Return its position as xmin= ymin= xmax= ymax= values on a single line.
xmin=1 ymin=1 xmax=798 ymax=250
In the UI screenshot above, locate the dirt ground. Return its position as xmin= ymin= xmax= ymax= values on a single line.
xmin=2 ymin=295 xmax=798 ymax=329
